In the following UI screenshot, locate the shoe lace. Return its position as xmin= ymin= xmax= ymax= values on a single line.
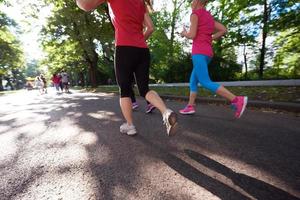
xmin=186 ymin=105 xmax=193 ymax=109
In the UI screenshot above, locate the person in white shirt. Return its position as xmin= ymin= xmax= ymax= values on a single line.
xmin=61 ymin=71 xmax=69 ymax=93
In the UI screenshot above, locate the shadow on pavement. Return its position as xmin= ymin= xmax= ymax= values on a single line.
xmin=184 ymin=149 xmax=300 ymax=200
xmin=1 ymin=91 xmax=299 ymax=199
xmin=134 ymin=135 xmax=250 ymax=200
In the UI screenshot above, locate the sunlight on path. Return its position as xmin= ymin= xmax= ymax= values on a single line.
xmin=0 ymin=90 xmax=299 ymax=200
xmin=0 ymin=90 xmax=114 ymax=199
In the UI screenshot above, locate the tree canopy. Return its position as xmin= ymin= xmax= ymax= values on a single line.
xmin=0 ymin=11 xmax=25 ymax=90
xmin=0 ymin=0 xmax=299 ymax=90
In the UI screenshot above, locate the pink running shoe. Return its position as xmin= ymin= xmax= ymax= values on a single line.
xmin=231 ymin=96 xmax=248 ymax=118
xmin=179 ymin=105 xmax=195 ymax=115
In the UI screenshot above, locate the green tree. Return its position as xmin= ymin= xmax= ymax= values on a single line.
xmin=41 ymin=0 xmax=114 ymax=87
xmin=272 ymin=29 xmax=300 ymax=79
xmin=271 ymin=2 xmax=300 ymax=79
xmin=25 ymin=59 xmax=42 ymax=78
xmin=0 ymin=12 xmax=25 ymax=90
xmin=148 ymin=10 xmax=175 ymax=82
xmin=168 ymin=0 xmax=186 ymax=60
xmin=243 ymin=0 xmax=299 ymax=79
xmin=205 ymin=0 xmax=251 ymax=81
xmin=148 ymin=2 xmax=192 ymax=83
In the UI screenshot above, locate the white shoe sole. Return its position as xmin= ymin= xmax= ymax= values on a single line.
xmin=179 ymin=111 xmax=195 ymax=115
xmin=126 ymin=130 xmax=137 ymax=136
xmin=120 ymin=127 xmax=137 ymax=136
xmin=146 ymin=107 xmax=156 ymax=114
xmin=238 ymin=97 xmax=248 ymax=118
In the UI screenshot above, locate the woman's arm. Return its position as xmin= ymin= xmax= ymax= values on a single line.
xmin=143 ymin=12 xmax=155 ymax=41
xmin=181 ymin=14 xmax=198 ymax=39
xmin=76 ymin=0 xmax=106 ymax=11
xmin=212 ymin=21 xmax=227 ymax=40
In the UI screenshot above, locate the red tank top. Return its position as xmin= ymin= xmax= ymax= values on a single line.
xmin=108 ymin=0 xmax=148 ymax=48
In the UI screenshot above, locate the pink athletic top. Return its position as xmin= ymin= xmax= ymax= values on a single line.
xmin=51 ymin=75 xmax=60 ymax=84
xmin=191 ymin=8 xmax=215 ymax=57
xmin=108 ymin=0 xmax=148 ymax=48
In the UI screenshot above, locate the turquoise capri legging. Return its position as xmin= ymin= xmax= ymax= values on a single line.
xmin=190 ymin=54 xmax=221 ymax=93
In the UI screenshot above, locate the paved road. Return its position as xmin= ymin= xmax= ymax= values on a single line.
xmin=0 ymin=90 xmax=299 ymax=200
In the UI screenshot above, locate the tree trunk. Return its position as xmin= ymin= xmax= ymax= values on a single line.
xmin=0 ymin=75 xmax=4 ymax=91
xmin=72 ymin=15 xmax=99 ymax=88
xmin=243 ymin=44 xmax=248 ymax=80
xmin=88 ymin=59 xmax=98 ymax=88
xmin=169 ymin=0 xmax=185 ymax=62
xmin=80 ymin=49 xmax=98 ymax=87
xmin=79 ymin=71 xmax=85 ymax=87
xmin=259 ymin=0 xmax=269 ymax=79
xmin=88 ymin=44 xmax=99 ymax=87
xmin=169 ymin=0 xmax=177 ymax=62
xmin=84 ymin=14 xmax=99 ymax=88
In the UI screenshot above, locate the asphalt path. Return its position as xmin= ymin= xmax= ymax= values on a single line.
xmin=0 ymin=89 xmax=299 ymax=200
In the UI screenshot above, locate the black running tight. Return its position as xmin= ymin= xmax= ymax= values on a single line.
xmin=115 ymin=46 xmax=150 ymax=98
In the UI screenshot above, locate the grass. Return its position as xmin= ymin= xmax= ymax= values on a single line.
xmin=0 ymin=90 xmax=20 ymax=96
xmin=80 ymin=85 xmax=300 ymax=103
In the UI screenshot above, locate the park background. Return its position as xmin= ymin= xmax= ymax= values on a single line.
xmin=0 ymin=0 xmax=299 ymax=90
xmin=1 ymin=2 xmax=300 ymax=199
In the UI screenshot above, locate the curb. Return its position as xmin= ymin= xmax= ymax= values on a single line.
xmin=160 ymin=95 xmax=300 ymax=113
xmin=149 ymin=79 xmax=300 ymax=87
